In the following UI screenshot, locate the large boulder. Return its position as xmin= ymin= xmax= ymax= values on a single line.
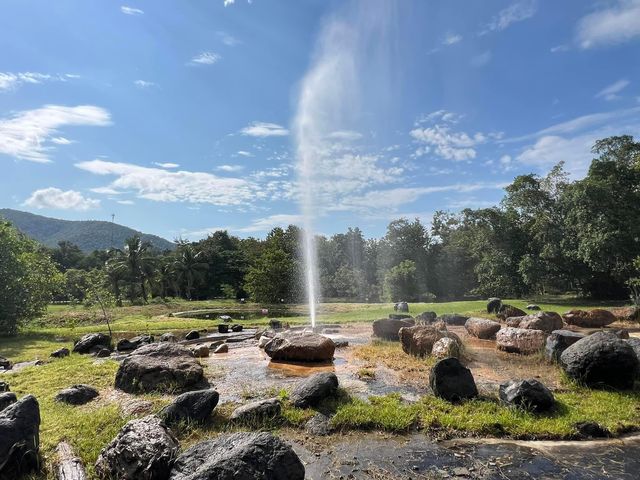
xmin=432 ymin=337 xmax=461 ymax=359
xmin=264 ymin=333 xmax=335 ymax=363
xmin=160 ymin=333 xmax=177 ymax=343
xmin=499 ymin=379 xmax=555 ymax=413
xmin=611 ymin=306 xmax=640 ymax=322
xmin=115 ymin=343 xmax=204 ymax=394
xmin=487 ymin=297 xmax=502 ymax=314
xmin=465 ymin=317 xmax=501 ymax=339
xmin=289 ymin=372 xmax=339 ymax=408
xmin=0 ymin=395 xmax=41 ymax=478
xmin=429 ymin=358 xmax=478 ymax=402
xmin=627 ymin=337 xmax=640 ymax=361
xmin=168 ymin=432 xmax=304 ymax=480
xmin=496 ymin=327 xmax=546 ymax=354
xmin=399 ymin=325 xmax=455 ymax=357
xmin=545 ymin=329 xmax=585 ymax=362
xmin=159 ymin=389 xmax=219 ymax=426
xmin=0 ymin=392 xmax=16 ymax=413
xmin=415 ymin=311 xmax=437 ymax=324
xmin=497 ymin=304 xmax=527 ymax=320
xmin=0 ymin=356 xmax=12 ymax=370
xmin=185 ymin=330 xmax=200 ymax=340
xmin=73 ymin=333 xmax=111 ymax=354
xmin=437 ymin=313 xmax=469 ymax=326
xmin=395 ymin=302 xmax=409 ymax=312
xmin=372 ymin=318 xmax=415 ymax=341
xmin=560 ymin=331 xmax=639 ymax=389
xmin=54 ymin=384 xmax=99 ymax=405
xmin=230 ymin=398 xmax=282 ymax=423
xmin=117 ymin=335 xmax=153 ymax=352
xmin=506 ymin=312 xmax=564 ymax=334
xmin=562 ymin=309 xmax=617 ymax=328
xmin=95 ymin=415 xmax=179 ymax=480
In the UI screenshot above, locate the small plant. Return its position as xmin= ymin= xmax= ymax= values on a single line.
xmin=357 ymin=367 xmax=376 ymax=379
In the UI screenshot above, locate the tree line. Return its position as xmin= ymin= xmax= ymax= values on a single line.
xmin=2 ymin=135 xmax=640 ymax=334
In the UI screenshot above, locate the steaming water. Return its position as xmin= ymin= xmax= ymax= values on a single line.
xmin=294 ymin=1 xmax=393 ymax=328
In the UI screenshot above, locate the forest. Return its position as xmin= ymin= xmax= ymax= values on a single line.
xmin=2 ymin=135 xmax=640 ymax=335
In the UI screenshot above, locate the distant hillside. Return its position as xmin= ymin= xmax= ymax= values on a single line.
xmin=0 ymin=209 xmax=175 ymax=252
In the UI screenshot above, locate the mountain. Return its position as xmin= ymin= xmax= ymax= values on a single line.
xmin=0 ymin=209 xmax=175 ymax=252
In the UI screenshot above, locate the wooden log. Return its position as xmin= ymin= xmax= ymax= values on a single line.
xmin=56 ymin=441 xmax=86 ymax=480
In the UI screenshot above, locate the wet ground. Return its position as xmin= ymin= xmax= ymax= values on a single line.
xmin=294 ymin=432 xmax=640 ymax=479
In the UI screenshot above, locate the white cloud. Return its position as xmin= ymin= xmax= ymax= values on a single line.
xmin=481 ymin=0 xmax=537 ymax=34
xmin=153 ymin=162 xmax=179 ymax=168
xmin=134 ymin=79 xmax=156 ymax=88
xmin=75 ymin=159 xmax=257 ymax=206
xmin=224 ymin=0 xmax=235 ymax=6
xmin=595 ymin=78 xmax=630 ymax=100
xmin=236 ymin=214 xmax=303 ymax=233
xmin=190 ymin=52 xmax=221 ymax=65
xmin=517 ymin=135 xmax=597 ymax=178
xmin=410 ymin=125 xmax=487 ymax=161
xmin=50 ymin=137 xmax=73 ymax=145
xmin=217 ymin=31 xmax=241 ymax=46
xmin=0 ymin=72 xmax=75 ymax=92
xmin=443 ymin=33 xmax=462 ymax=45
xmin=216 ymin=164 xmax=245 ymax=172
xmin=471 ymin=50 xmax=492 ymax=67
xmin=236 ymin=150 xmax=253 ymax=157
xmin=0 ymin=105 xmax=111 ymax=162
xmin=24 ymin=187 xmax=100 ymax=211
xmin=116 ymin=199 xmax=135 ymax=205
xmin=576 ymin=0 xmax=640 ymax=49
xmin=550 ymin=44 xmax=570 ymax=53
xmin=327 ymin=130 xmax=363 ymax=141
xmin=240 ymin=121 xmax=289 ymax=137
xmin=121 ymin=6 xmax=144 ymax=15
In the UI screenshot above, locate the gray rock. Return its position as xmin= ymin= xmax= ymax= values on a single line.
xmin=545 ymin=330 xmax=585 ymax=362
xmin=432 ymin=337 xmax=461 ymax=359
xmin=0 ymin=395 xmax=41 ymax=478
xmin=305 ymin=412 xmax=332 ymax=436
xmin=496 ymin=327 xmax=546 ymax=355
xmin=563 ymin=309 xmax=617 ymax=328
xmin=465 ymin=317 xmax=501 ymax=339
xmin=94 ymin=348 xmax=111 ymax=358
xmin=506 ymin=312 xmax=564 ymax=334
xmin=185 ymin=330 xmax=200 ymax=340
xmin=159 ymin=389 xmax=219 ymax=426
xmin=399 ymin=325 xmax=457 ymax=357
xmin=627 ymin=337 xmax=640 ymax=362
xmin=115 ymin=343 xmax=205 ymax=394
xmin=168 ymin=432 xmax=304 ymax=480
xmin=575 ymin=421 xmax=611 ymax=438
xmin=614 ymin=329 xmax=630 ymax=339
xmin=560 ymin=331 xmax=639 ymax=389
xmin=388 ymin=313 xmax=412 ymax=320
xmin=95 ymin=415 xmax=179 ymax=480
xmin=54 ymin=385 xmax=99 ymax=405
xmin=50 ymin=347 xmax=70 ymax=358
xmin=73 ymin=333 xmax=111 ymax=354
xmin=289 ymin=372 xmax=339 ymax=408
xmin=437 ymin=313 xmax=469 ymax=326
xmin=429 ymin=358 xmax=478 ymax=402
xmin=499 ymin=379 xmax=555 ymax=412
xmin=213 ymin=344 xmax=228 ymax=354
xmin=415 ymin=311 xmax=437 ymax=324
xmin=487 ymin=298 xmax=502 ymax=314
xmin=230 ymin=398 xmax=281 ymax=423
xmin=497 ymin=304 xmax=527 ymax=320
xmin=264 ymin=333 xmax=335 ymax=363
xmin=217 ymin=324 xmax=229 ymax=334
xmin=0 ymin=356 xmax=11 ymax=370
xmin=395 ymin=302 xmax=409 ymax=312
xmin=160 ymin=333 xmax=177 ymax=343
xmin=527 ymin=304 xmax=541 ymax=311
xmin=117 ymin=335 xmax=154 ymax=352
xmin=191 ymin=345 xmax=209 ymax=358
xmin=231 ymin=324 xmax=243 ymax=332
xmin=372 ymin=318 xmax=415 ymax=340
xmin=0 ymin=392 xmax=17 ymax=412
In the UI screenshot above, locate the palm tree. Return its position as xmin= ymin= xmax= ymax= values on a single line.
xmin=173 ymin=243 xmax=208 ymax=300
xmin=108 ymin=236 xmax=157 ymax=303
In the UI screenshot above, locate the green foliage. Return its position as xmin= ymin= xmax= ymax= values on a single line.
xmin=384 ymin=260 xmax=419 ymax=301
xmin=244 ymin=244 xmax=296 ymax=303
xmin=0 ymin=222 xmax=61 ymax=335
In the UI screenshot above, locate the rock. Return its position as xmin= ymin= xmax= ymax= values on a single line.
xmin=487 ymin=297 xmax=502 ymax=313
xmin=168 ymin=432 xmax=304 ymax=480
xmin=289 ymin=372 xmax=339 ymax=408
xmin=497 ymin=304 xmax=527 ymax=320
xmin=230 ymin=398 xmax=281 ymax=423
xmin=399 ymin=325 xmax=448 ymax=357
xmin=185 ymin=330 xmax=200 ymax=341
xmin=415 ymin=311 xmax=437 ymax=324
xmin=560 ymin=331 xmax=639 ymax=389
xmin=269 ymin=319 xmax=283 ymax=329
xmin=54 ymin=385 xmax=99 ymax=405
xmin=117 ymin=335 xmax=153 ymax=352
xmin=465 ymin=317 xmax=501 ymax=339
xmin=220 ymin=315 xmax=232 ymax=322
xmin=191 ymin=345 xmax=209 ymax=358
xmin=334 ymin=340 xmax=349 ymax=348
xmin=115 ymin=343 xmax=205 ymax=394
xmin=396 ymin=301 xmax=409 ymax=312
xmin=159 ymin=389 xmax=219 ymax=425
xmin=0 ymin=356 xmax=12 ymax=370
xmin=496 ymin=327 xmax=546 ymax=354
xmin=545 ymin=329 xmax=586 ymax=361
xmin=499 ymin=379 xmax=555 ymax=412
xmin=429 ymin=358 xmax=478 ymax=402
xmin=372 ymin=318 xmax=415 ymax=341
xmin=575 ymin=421 xmax=610 ymax=438
xmin=388 ymin=313 xmax=412 ymax=320
xmin=231 ymin=324 xmax=243 ymax=332
xmin=305 ymin=413 xmax=332 ymax=436
xmin=506 ymin=311 xmax=564 ymax=334
xmin=437 ymin=313 xmax=469 ymax=326
xmin=611 ymin=306 xmax=640 ymax=322
xmin=0 ymin=382 xmax=8 ymax=392
xmin=0 ymin=395 xmax=41 ymax=478
xmin=50 ymin=347 xmax=70 ymax=359
xmin=257 ymin=334 xmax=271 ymax=349
xmin=431 ymin=337 xmax=461 ymax=359
xmin=0 ymin=392 xmax=17 ymax=412
xmin=627 ymin=337 xmax=640 ymax=361
xmin=160 ymin=333 xmax=177 ymax=343
xmin=264 ymin=333 xmax=335 ymax=363
xmin=526 ymin=304 xmax=541 ymax=310
xmin=95 ymin=415 xmax=179 ymax=480
xmin=213 ymin=344 xmax=228 ymax=354
xmin=217 ymin=324 xmax=229 ymax=334
xmin=73 ymin=333 xmax=111 ymax=354
xmin=94 ymin=348 xmax=111 ymax=358
xmin=613 ymin=329 xmax=629 ymax=339
xmin=562 ymin=309 xmax=617 ymax=328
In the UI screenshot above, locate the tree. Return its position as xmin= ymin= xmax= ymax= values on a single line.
xmin=244 ymin=243 xmax=296 ymax=303
xmin=383 ymin=260 xmax=419 ymax=302
xmin=50 ymin=241 xmax=84 ymax=271
xmin=172 ymin=243 xmax=208 ymax=300
xmin=0 ymin=221 xmax=61 ymax=335
xmin=108 ymin=236 xmax=157 ymax=303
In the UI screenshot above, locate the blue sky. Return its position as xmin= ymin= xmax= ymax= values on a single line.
xmin=1 ymin=0 xmax=640 ymax=241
